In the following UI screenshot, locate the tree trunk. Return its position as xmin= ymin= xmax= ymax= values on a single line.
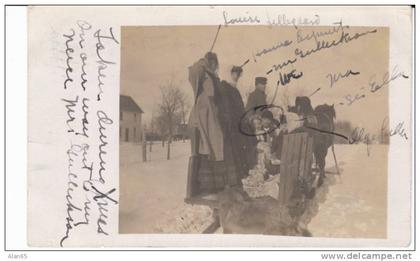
xmin=167 ymin=135 xmax=172 ymax=160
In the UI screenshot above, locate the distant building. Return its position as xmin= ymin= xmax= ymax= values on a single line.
xmin=120 ymin=95 xmax=144 ymax=143
xmin=173 ymin=123 xmax=189 ymax=141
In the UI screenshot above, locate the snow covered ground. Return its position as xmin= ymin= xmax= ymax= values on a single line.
xmin=119 ymin=141 xmax=387 ymax=238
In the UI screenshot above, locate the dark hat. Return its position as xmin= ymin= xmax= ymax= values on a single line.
xmin=205 ymin=52 xmax=218 ymax=66
xmin=295 ymin=96 xmax=313 ymax=114
xmin=262 ymin=110 xmax=274 ymax=120
xmin=255 ymin=77 xmax=267 ymax=85
xmin=231 ymin=66 xmax=243 ymax=75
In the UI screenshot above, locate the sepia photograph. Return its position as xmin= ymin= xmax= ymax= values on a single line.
xmin=119 ymin=24 xmax=396 ymax=238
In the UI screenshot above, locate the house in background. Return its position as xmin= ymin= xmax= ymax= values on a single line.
xmin=120 ymin=95 xmax=144 ymax=143
xmin=173 ymin=123 xmax=189 ymax=141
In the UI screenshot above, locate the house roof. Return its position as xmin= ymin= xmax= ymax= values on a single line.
xmin=120 ymin=95 xmax=144 ymax=113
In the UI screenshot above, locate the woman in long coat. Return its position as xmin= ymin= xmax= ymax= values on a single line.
xmin=218 ymin=66 xmax=250 ymax=179
xmin=188 ymin=53 xmax=240 ymax=194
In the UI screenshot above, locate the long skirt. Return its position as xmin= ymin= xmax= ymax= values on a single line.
xmin=190 ymin=128 xmax=241 ymax=194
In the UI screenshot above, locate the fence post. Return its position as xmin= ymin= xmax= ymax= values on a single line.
xmin=142 ymin=131 xmax=147 ymax=162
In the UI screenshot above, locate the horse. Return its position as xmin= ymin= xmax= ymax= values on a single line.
xmin=287 ymin=97 xmax=336 ymax=186
xmin=313 ymin=104 xmax=336 ymax=185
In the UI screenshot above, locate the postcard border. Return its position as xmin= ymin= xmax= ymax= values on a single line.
xmin=5 ymin=3 xmax=416 ymax=252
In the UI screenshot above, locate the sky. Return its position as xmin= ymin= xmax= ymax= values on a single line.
xmin=120 ymin=25 xmax=389 ymax=134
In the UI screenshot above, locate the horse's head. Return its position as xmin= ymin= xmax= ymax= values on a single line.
xmin=315 ymin=104 xmax=336 ymax=119
xmin=291 ymin=96 xmax=314 ymax=115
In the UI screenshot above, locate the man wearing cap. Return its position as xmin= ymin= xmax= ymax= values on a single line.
xmin=244 ymin=77 xmax=269 ymax=168
xmin=245 ymin=77 xmax=268 ymax=113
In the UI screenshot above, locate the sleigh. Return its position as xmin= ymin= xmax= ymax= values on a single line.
xmin=184 ymin=129 xmax=317 ymax=233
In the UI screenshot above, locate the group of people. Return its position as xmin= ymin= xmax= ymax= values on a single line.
xmin=188 ymin=51 xmax=286 ymax=195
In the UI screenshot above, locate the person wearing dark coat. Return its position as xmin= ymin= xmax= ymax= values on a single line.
xmin=219 ymin=66 xmax=250 ymax=179
xmin=245 ymin=77 xmax=268 ymax=113
xmin=244 ymin=77 xmax=269 ymax=168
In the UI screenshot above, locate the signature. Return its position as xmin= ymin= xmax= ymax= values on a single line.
xmin=223 ymin=10 xmax=261 ymax=27
xmin=294 ymin=28 xmax=377 ymax=59
xmin=343 ymin=93 xmax=366 ymax=106
xmin=326 ymin=69 xmax=360 ymax=88
xmin=296 ymin=20 xmax=349 ymax=44
xmin=279 ymin=69 xmax=303 ymax=86
xmin=266 ymin=13 xmax=320 ymax=29
xmin=268 ymin=27 xmax=377 ymax=74
xmin=382 ymin=117 xmax=409 ymax=141
xmin=253 ymin=38 xmax=293 ymax=61
xmin=339 ymin=66 xmax=409 ymax=106
xmin=369 ymin=65 xmax=409 ymax=93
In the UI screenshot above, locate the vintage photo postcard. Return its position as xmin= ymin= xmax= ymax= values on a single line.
xmin=27 ymin=5 xmax=413 ymax=248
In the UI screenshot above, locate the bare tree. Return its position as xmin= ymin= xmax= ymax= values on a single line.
xmin=178 ymin=92 xmax=191 ymax=142
xmin=179 ymin=95 xmax=190 ymax=125
xmin=157 ymin=81 xmax=187 ymax=160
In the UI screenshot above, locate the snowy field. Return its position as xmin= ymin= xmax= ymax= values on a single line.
xmin=119 ymin=141 xmax=387 ymax=238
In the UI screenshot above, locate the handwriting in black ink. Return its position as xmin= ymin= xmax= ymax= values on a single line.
xmin=77 ymin=20 xmax=92 ymax=49
xmin=94 ymin=28 xmax=119 ymax=101
xmin=267 ymin=57 xmax=297 ymax=74
xmin=60 ymin=144 xmax=84 ymax=247
xmin=279 ymin=69 xmax=303 ymax=86
xmin=97 ymin=110 xmax=113 ymax=183
xmin=294 ymin=28 xmax=377 ymax=59
xmin=63 ymin=29 xmax=75 ymax=89
xmin=75 ymin=98 xmax=89 ymax=138
xmin=80 ymin=53 xmax=88 ymax=91
xmin=62 ymin=96 xmax=79 ymax=133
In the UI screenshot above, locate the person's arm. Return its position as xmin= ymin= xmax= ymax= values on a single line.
xmin=245 ymin=92 xmax=255 ymax=112
xmin=202 ymin=73 xmax=215 ymax=97
xmin=236 ymin=90 xmax=246 ymax=111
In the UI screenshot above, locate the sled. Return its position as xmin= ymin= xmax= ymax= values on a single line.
xmin=184 ymin=130 xmax=315 ymax=233
xmin=278 ymin=132 xmax=315 ymax=205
